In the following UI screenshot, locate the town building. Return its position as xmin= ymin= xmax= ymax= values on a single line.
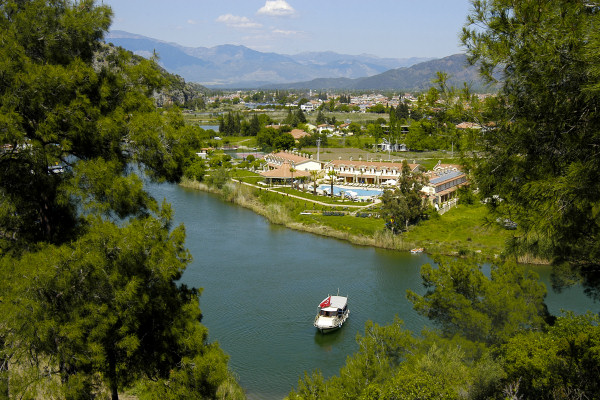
xmin=375 ymin=138 xmax=407 ymax=152
xmin=325 ymin=159 xmax=421 ymax=185
xmin=259 ymin=161 xmax=310 ymax=186
xmin=263 ymin=150 xmax=322 ymax=172
xmin=290 ymin=129 xmax=311 ymax=141
xmin=421 ymin=162 xmax=468 ymax=205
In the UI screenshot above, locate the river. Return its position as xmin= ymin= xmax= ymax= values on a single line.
xmin=149 ymin=182 xmax=596 ymax=400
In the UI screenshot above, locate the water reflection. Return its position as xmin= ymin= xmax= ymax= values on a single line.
xmin=313 ymin=329 xmax=345 ymax=350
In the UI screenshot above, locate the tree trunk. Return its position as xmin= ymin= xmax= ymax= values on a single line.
xmin=0 ymin=337 xmax=8 ymax=400
xmin=108 ymin=349 xmax=119 ymax=400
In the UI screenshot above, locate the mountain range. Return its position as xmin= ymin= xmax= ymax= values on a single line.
xmin=263 ymin=54 xmax=496 ymax=91
xmin=106 ymin=31 xmax=494 ymax=91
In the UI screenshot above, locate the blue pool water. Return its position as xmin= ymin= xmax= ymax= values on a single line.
xmin=317 ymin=184 xmax=383 ymax=197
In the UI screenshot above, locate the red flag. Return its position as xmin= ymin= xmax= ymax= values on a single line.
xmin=319 ymin=296 xmax=331 ymax=308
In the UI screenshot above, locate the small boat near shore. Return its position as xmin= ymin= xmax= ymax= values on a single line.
xmin=410 ymin=247 xmax=424 ymax=254
xmin=313 ymin=293 xmax=349 ymax=333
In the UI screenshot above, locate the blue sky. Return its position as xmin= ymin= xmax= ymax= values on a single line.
xmin=101 ymin=0 xmax=473 ymax=58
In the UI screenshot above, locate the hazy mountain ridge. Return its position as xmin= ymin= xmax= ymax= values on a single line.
xmin=264 ymin=54 xmax=496 ymax=92
xmin=105 ymin=31 xmax=433 ymax=88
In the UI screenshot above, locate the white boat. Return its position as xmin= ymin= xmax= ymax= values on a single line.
xmin=313 ymin=294 xmax=349 ymax=333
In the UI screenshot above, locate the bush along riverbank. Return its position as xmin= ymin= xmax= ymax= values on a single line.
xmin=179 ymin=177 xmax=545 ymax=263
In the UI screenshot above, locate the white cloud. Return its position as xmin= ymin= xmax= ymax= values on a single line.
xmin=187 ymin=19 xmax=196 ymax=25
xmin=216 ymin=14 xmax=262 ymax=29
xmin=257 ymin=0 xmax=296 ymax=17
xmin=272 ymin=29 xmax=300 ymax=36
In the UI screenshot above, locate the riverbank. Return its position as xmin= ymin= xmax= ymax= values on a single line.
xmin=180 ymin=178 xmax=419 ymax=248
xmin=179 ymin=177 xmax=547 ymax=264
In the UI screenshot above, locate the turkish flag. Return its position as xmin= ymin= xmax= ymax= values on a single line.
xmin=319 ymin=296 xmax=331 ymax=308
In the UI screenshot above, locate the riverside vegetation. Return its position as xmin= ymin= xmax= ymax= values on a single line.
xmin=180 ymin=174 xmax=515 ymax=262
xmin=2 ymin=1 xmax=600 ymax=400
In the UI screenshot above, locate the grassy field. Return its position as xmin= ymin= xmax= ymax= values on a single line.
xmin=296 ymin=213 xmax=385 ymax=236
xmin=230 ymin=169 xmax=263 ymax=184
xmin=404 ymin=202 xmax=515 ymax=258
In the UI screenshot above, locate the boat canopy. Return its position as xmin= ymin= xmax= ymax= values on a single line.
xmin=319 ymin=295 xmax=347 ymax=311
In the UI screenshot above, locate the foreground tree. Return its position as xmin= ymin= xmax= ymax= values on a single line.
xmin=0 ymin=1 xmax=237 ymax=398
xmin=380 ymin=161 xmax=428 ymax=233
xmin=462 ymin=0 xmax=600 ymax=296
xmin=407 ymin=258 xmax=550 ymax=345
xmin=501 ymin=312 xmax=600 ymax=399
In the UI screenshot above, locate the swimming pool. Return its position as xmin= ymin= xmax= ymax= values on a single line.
xmin=317 ymin=185 xmax=383 ymax=197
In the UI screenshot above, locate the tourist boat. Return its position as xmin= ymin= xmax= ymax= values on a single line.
xmin=410 ymin=248 xmax=424 ymax=254
xmin=313 ymin=293 xmax=349 ymax=333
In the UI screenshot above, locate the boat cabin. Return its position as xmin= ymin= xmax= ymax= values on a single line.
xmin=318 ymin=305 xmax=347 ymax=317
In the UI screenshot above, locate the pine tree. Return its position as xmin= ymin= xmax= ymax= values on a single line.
xmin=462 ymin=0 xmax=600 ymax=294
xmin=0 ymin=1 xmax=236 ymax=398
xmin=316 ymin=110 xmax=326 ymax=125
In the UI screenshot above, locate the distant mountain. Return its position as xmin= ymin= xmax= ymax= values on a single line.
xmin=105 ymin=31 xmax=431 ymax=88
xmin=264 ymin=54 xmax=497 ymax=92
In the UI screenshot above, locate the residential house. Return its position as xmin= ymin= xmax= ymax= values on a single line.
xmin=195 ymin=148 xmax=213 ymax=159
xmin=456 ymin=122 xmax=482 ymax=130
xmin=300 ymin=103 xmax=315 ymax=112
xmin=316 ymin=124 xmax=336 ymax=134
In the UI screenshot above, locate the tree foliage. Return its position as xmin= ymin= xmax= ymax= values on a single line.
xmin=462 ymin=0 xmax=600 ymax=286
xmin=380 ymin=161 xmax=428 ymax=233
xmin=218 ymin=111 xmax=242 ymax=135
xmin=0 ymin=1 xmax=236 ymax=398
xmin=256 ymin=127 xmax=295 ymax=151
xmin=501 ymin=312 xmax=600 ymax=399
xmin=298 ymin=132 xmax=328 ymax=149
xmin=407 ymin=258 xmax=550 ymax=345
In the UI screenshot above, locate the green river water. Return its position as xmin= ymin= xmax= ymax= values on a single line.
xmin=149 ymin=182 xmax=597 ymax=400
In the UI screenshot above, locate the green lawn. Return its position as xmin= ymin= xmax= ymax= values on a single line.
xmin=230 ymin=169 xmax=264 ymax=185
xmin=296 ymin=213 xmax=385 ymax=236
xmin=403 ymin=203 xmax=515 ymax=258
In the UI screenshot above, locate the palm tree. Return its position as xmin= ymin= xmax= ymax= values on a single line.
xmin=310 ymin=170 xmax=320 ymax=195
xmin=327 ymin=169 xmax=337 ymax=198
xmin=289 ymin=166 xmax=296 ymax=189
